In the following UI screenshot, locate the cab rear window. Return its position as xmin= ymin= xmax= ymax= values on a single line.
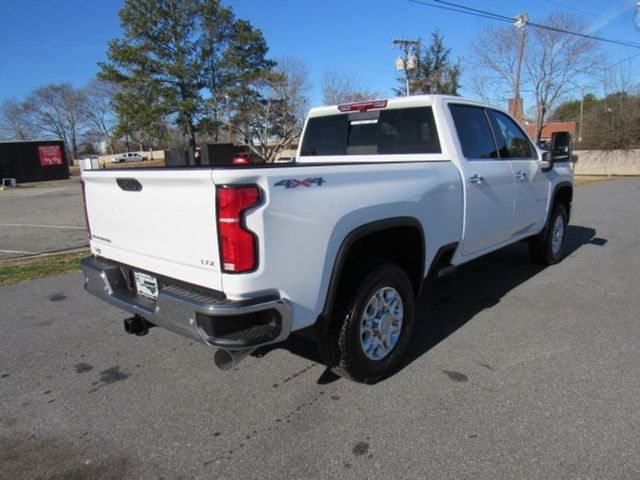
xmin=300 ymin=107 xmax=441 ymax=156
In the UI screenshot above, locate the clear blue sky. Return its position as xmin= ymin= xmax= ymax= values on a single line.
xmin=1 ymin=0 xmax=639 ymax=110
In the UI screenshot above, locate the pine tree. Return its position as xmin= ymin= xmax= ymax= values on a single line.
xmin=99 ymin=0 xmax=206 ymax=148
xmin=395 ymin=31 xmax=461 ymax=97
xmin=221 ymin=20 xmax=275 ymax=145
xmin=99 ymin=0 xmax=273 ymax=149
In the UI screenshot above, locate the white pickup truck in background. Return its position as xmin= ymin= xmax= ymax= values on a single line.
xmin=111 ymin=152 xmax=148 ymax=163
xmin=80 ymin=95 xmax=573 ymax=383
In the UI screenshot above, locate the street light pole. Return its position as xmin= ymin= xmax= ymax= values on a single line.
xmin=578 ymin=86 xmax=586 ymax=142
xmin=393 ymin=39 xmax=420 ymax=96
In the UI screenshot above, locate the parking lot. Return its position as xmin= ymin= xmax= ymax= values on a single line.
xmin=1 ymin=178 xmax=639 ymax=479
xmin=0 ymin=179 xmax=87 ymax=260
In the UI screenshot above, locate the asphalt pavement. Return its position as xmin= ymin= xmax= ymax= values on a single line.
xmin=1 ymin=178 xmax=639 ymax=479
xmin=0 ymin=179 xmax=87 ymax=260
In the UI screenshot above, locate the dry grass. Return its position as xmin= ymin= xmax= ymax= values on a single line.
xmin=574 ymin=175 xmax=621 ymax=187
xmin=104 ymin=158 xmax=166 ymax=169
xmin=68 ymin=159 xmax=166 ymax=177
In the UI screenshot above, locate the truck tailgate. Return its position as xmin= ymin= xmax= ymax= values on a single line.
xmin=82 ymin=169 xmax=222 ymax=291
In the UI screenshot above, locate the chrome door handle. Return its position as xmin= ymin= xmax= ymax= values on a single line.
xmin=514 ymin=170 xmax=527 ymax=180
xmin=469 ymin=174 xmax=484 ymax=185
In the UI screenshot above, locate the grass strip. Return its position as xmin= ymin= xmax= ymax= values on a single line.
xmin=574 ymin=175 xmax=621 ymax=187
xmin=0 ymin=251 xmax=88 ymax=286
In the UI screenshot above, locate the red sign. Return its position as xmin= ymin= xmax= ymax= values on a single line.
xmin=38 ymin=145 xmax=63 ymax=166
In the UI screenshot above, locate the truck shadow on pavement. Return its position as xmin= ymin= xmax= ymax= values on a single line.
xmin=255 ymin=225 xmax=605 ymax=384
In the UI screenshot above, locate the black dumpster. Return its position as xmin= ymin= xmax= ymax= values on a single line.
xmin=0 ymin=139 xmax=69 ymax=183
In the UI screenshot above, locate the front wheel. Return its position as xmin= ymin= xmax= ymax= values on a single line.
xmin=319 ymin=262 xmax=415 ymax=383
xmin=529 ymin=203 xmax=568 ymax=265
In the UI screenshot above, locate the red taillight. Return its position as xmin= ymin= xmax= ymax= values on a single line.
xmin=337 ymin=99 xmax=388 ymax=112
xmin=216 ymin=185 xmax=261 ymax=273
xmin=80 ymin=180 xmax=91 ymax=239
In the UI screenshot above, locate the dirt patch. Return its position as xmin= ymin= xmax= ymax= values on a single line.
xmin=0 ymin=433 xmax=133 ymax=480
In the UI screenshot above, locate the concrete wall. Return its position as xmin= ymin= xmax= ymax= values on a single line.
xmin=573 ymin=149 xmax=640 ymax=176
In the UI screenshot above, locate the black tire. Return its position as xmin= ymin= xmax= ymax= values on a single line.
xmin=529 ymin=203 xmax=568 ymax=265
xmin=319 ymin=262 xmax=415 ymax=384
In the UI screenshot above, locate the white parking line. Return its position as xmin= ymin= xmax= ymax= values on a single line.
xmin=0 ymin=223 xmax=85 ymax=230
xmin=0 ymin=185 xmax=78 ymax=200
xmin=0 ymin=249 xmax=36 ymax=255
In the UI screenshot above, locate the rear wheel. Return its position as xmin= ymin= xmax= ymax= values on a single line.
xmin=529 ymin=203 xmax=568 ymax=265
xmin=319 ymin=262 xmax=415 ymax=383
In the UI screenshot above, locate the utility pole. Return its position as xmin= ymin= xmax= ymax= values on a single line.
xmin=514 ymin=13 xmax=528 ymax=103
xmin=511 ymin=13 xmax=528 ymax=124
xmin=392 ymin=39 xmax=420 ymax=96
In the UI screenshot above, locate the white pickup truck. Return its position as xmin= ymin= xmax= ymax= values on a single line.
xmin=111 ymin=152 xmax=148 ymax=163
xmin=80 ymin=95 xmax=573 ymax=383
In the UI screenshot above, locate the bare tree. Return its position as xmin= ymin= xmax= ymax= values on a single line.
xmin=582 ymin=66 xmax=640 ymax=150
xmin=0 ymin=98 xmax=37 ymax=140
xmin=23 ymin=83 xmax=87 ymax=160
xmin=582 ymin=91 xmax=640 ymax=150
xmin=526 ymin=13 xmax=600 ymax=140
xmin=275 ymin=57 xmax=312 ymax=129
xmin=471 ymin=12 xmax=600 ymax=140
xmin=470 ymin=27 xmax=522 ymax=104
xmin=322 ymin=71 xmax=378 ymax=105
xmin=234 ymin=58 xmax=312 ymax=162
xmin=83 ymin=79 xmax=118 ymax=154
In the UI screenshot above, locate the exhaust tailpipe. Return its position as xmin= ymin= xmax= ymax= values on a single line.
xmin=213 ymin=348 xmax=255 ymax=371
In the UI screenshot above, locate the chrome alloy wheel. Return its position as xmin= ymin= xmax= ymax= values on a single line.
xmin=551 ymin=215 xmax=565 ymax=256
xmin=359 ymin=287 xmax=404 ymax=361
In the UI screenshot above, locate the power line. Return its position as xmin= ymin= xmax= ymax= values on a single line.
xmin=408 ymin=0 xmax=513 ymax=25
xmin=408 ymin=0 xmax=640 ymax=50
xmin=542 ymin=0 xmax=634 ymax=30
xmin=606 ymin=51 xmax=640 ymax=69
xmin=435 ymin=0 xmax=640 ymax=48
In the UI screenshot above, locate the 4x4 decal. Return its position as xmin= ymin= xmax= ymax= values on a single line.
xmin=274 ymin=177 xmax=326 ymax=189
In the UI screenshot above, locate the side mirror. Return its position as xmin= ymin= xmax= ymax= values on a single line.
xmin=550 ymin=131 xmax=572 ymax=163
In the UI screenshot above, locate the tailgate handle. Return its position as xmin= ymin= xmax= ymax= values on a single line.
xmin=116 ymin=178 xmax=143 ymax=192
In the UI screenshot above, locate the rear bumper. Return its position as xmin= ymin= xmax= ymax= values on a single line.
xmin=81 ymin=256 xmax=291 ymax=349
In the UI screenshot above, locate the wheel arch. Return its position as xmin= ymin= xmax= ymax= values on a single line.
xmin=552 ymin=181 xmax=573 ymax=219
xmin=315 ymin=217 xmax=425 ymax=337
xmin=533 ymin=181 xmax=573 ymax=242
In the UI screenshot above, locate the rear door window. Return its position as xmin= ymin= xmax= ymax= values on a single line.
xmin=449 ymin=104 xmax=499 ymax=159
xmin=300 ymin=107 xmax=441 ymax=156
